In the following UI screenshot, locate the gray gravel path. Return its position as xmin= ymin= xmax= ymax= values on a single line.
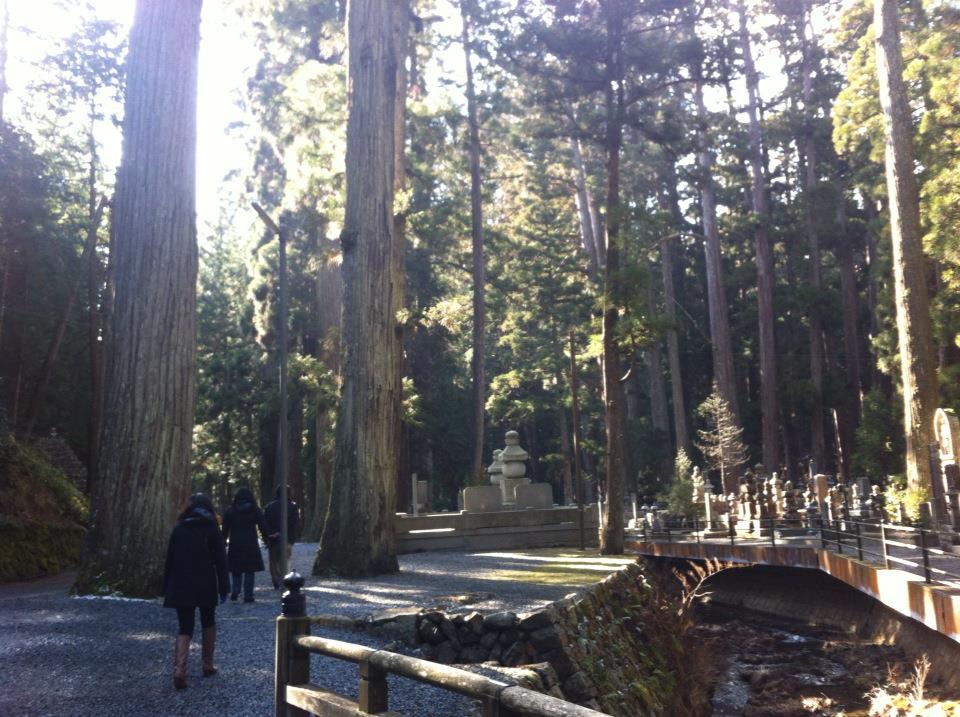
xmin=0 ymin=545 xmax=596 ymax=717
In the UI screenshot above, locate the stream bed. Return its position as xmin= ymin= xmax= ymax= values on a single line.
xmin=695 ymin=605 xmax=954 ymax=716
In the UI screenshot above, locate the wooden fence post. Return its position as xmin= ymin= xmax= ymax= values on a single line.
xmin=359 ymin=660 xmax=389 ymax=713
xmin=275 ymin=572 xmax=310 ymax=717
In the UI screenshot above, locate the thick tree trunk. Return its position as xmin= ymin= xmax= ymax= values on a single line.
xmin=461 ymin=4 xmax=486 ymax=485
xmin=569 ymin=135 xmax=601 ymax=274
xmin=393 ymin=8 xmax=410 ymax=511
xmin=658 ymin=169 xmax=689 ymax=453
xmin=694 ymin=79 xmax=740 ymax=466
xmin=801 ymin=13 xmax=825 ymax=474
xmin=874 ymin=0 xmax=938 ymax=498
xmin=739 ymin=3 xmax=779 ymax=474
xmin=76 ymin=0 xmax=202 ymax=597
xmin=314 ymin=0 xmax=405 ymax=576
xmin=645 ymin=285 xmax=670 ymax=445
xmin=600 ymin=7 xmax=626 ymax=555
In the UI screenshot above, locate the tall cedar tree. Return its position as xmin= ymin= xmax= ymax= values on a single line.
xmin=738 ymin=1 xmax=779 ymax=474
xmin=76 ymin=0 xmax=202 ymax=596
xmin=314 ymin=0 xmax=406 ymax=577
xmin=873 ymin=0 xmax=937 ymax=499
xmin=461 ymin=1 xmax=486 ymax=484
xmin=801 ymin=2 xmax=826 ymax=475
xmin=598 ymin=1 xmax=628 ymax=554
xmin=694 ymin=75 xmax=741 ymax=491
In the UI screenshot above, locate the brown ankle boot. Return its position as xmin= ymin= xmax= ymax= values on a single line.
xmin=201 ymin=626 xmax=217 ymax=677
xmin=173 ymin=635 xmax=190 ymax=689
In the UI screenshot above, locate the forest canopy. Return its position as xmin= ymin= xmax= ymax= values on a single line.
xmin=2 ymin=0 xmax=959 ymax=573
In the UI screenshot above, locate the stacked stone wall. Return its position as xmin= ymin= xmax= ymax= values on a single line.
xmin=367 ymin=560 xmax=684 ymax=715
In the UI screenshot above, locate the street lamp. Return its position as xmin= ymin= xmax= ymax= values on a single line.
xmin=253 ymin=202 xmax=290 ymax=579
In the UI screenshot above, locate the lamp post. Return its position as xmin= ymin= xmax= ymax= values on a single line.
xmin=253 ymin=202 xmax=290 ymax=579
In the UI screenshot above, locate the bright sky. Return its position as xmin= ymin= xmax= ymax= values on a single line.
xmin=6 ymin=0 xmax=257 ymax=232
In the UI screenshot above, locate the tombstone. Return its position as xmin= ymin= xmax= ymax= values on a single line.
xmin=934 ymin=408 xmax=960 ymax=532
xmin=515 ymin=483 xmax=554 ymax=510
xmin=703 ymin=487 xmax=714 ymax=528
xmin=853 ymin=477 xmax=871 ymax=517
xmin=813 ymin=473 xmax=829 ymax=515
xmin=691 ymin=467 xmax=706 ymax=505
xmin=462 ymin=485 xmax=503 ymax=512
xmin=804 ymin=485 xmax=820 ymax=527
xmin=782 ymin=480 xmax=800 ymax=525
xmin=498 ymin=431 xmax=531 ymax=505
xmin=769 ymin=472 xmax=784 ymax=518
xmin=869 ymin=484 xmax=886 ymax=520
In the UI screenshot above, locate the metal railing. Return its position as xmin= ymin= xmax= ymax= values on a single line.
xmin=635 ymin=515 xmax=960 ymax=587
xmin=274 ymin=574 xmax=607 ymax=717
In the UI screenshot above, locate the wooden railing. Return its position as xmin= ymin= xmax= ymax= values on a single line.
xmin=275 ymin=573 xmax=608 ymax=717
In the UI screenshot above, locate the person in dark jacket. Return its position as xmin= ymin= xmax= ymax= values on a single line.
xmin=263 ymin=484 xmax=300 ymax=589
xmin=162 ymin=493 xmax=229 ymax=690
xmin=221 ymin=487 xmax=269 ymax=603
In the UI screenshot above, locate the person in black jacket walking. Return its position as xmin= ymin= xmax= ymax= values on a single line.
xmin=162 ymin=493 xmax=229 ymax=690
xmin=263 ymin=484 xmax=300 ymax=589
xmin=221 ymin=487 xmax=269 ymax=603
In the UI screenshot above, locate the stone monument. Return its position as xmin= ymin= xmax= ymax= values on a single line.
xmin=934 ymin=407 xmax=960 ymax=533
xmin=487 ymin=449 xmax=504 ymax=486
xmin=498 ymin=430 xmax=531 ymax=505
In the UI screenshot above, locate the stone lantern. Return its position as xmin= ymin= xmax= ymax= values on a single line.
xmin=498 ymin=430 xmax=530 ymax=505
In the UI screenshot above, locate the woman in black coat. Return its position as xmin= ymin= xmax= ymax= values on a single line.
xmin=221 ymin=487 xmax=269 ymax=603
xmin=162 ymin=493 xmax=229 ymax=690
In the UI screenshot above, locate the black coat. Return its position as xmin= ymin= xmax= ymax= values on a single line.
xmin=264 ymin=499 xmax=300 ymax=545
xmin=222 ymin=501 xmax=268 ymax=573
xmin=162 ymin=508 xmax=229 ymax=610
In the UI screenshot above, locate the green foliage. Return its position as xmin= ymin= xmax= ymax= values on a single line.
xmin=0 ymin=433 xmax=88 ymax=581
xmin=696 ymin=383 xmax=748 ymax=488
xmin=852 ymin=388 xmax=904 ymax=480
xmin=660 ymin=450 xmax=696 ymax=518
xmin=883 ymin=473 xmax=924 ymax=523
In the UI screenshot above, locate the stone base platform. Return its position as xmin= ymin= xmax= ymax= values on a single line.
xmin=396 ymin=506 xmax=599 ymax=554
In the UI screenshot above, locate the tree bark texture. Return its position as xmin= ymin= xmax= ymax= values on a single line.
xmin=874 ymin=0 xmax=938 ymax=498
xmin=801 ymin=12 xmax=825 ymax=474
xmin=739 ymin=3 xmax=779 ymax=474
xmin=600 ymin=5 xmax=626 ymax=554
xmin=569 ymin=136 xmax=601 ymax=275
xmin=461 ymin=4 xmax=486 ymax=485
xmin=76 ymin=0 xmax=202 ymax=596
xmin=390 ymin=0 xmax=412 ymax=512
xmin=694 ymin=80 xmax=740 ymax=440
xmin=314 ymin=0 xmax=404 ymax=577
xmin=645 ymin=284 xmax=670 ymax=441
xmin=657 ymin=167 xmax=689 ymax=453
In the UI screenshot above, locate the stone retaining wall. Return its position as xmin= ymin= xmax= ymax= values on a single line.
xmin=365 ymin=560 xmax=684 ymax=715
